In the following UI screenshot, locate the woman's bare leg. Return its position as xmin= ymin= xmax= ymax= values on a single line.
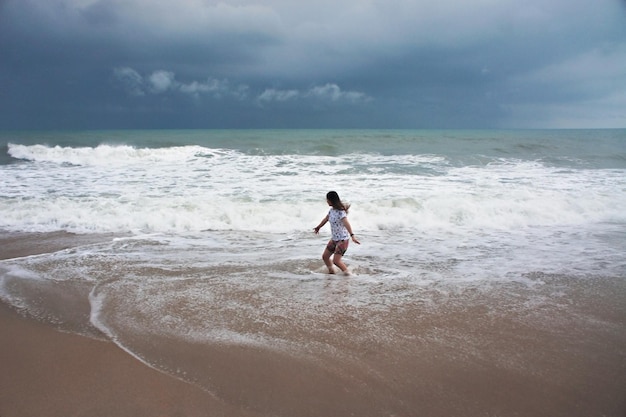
xmin=332 ymin=254 xmax=350 ymax=275
xmin=322 ymin=248 xmax=335 ymax=273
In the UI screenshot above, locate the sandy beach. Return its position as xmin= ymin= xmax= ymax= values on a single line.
xmin=1 ymin=232 xmax=625 ymax=417
xmin=0 ymin=233 xmax=240 ymax=417
xmin=0 ymin=302 xmax=244 ymax=417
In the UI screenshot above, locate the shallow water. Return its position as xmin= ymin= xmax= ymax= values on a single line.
xmin=1 ymin=129 xmax=625 ymax=415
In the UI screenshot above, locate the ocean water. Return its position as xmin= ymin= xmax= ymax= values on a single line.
xmin=1 ymin=129 xmax=625 ymax=409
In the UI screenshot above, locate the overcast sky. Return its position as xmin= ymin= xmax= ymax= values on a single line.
xmin=1 ymin=0 xmax=625 ymax=129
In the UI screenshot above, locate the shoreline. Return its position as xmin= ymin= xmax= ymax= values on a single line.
xmin=0 ymin=302 xmax=244 ymax=417
xmin=0 ymin=230 xmax=125 ymax=261
xmin=1 ymin=231 xmax=625 ymax=416
xmin=0 ymin=231 xmax=243 ymax=417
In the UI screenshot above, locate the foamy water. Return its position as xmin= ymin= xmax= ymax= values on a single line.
xmin=1 ymin=129 xmax=625 ymax=401
xmin=3 ymin=137 xmax=625 ymax=234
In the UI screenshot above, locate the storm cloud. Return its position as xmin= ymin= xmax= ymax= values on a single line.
xmin=1 ymin=0 xmax=625 ymax=128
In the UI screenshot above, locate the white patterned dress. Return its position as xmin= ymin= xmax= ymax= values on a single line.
xmin=328 ymin=208 xmax=350 ymax=241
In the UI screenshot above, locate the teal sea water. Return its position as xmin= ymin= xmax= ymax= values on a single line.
xmin=1 ymin=129 xmax=625 ymax=410
xmin=2 ymin=128 xmax=625 ymax=167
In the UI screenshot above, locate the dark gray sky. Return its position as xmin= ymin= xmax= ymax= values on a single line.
xmin=1 ymin=0 xmax=625 ymax=129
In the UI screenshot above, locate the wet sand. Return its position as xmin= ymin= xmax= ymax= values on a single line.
xmin=0 ymin=232 xmax=232 ymax=416
xmin=1 ymin=232 xmax=625 ymax=417
xmin=0 ymin=302 xmax=248 ymax=417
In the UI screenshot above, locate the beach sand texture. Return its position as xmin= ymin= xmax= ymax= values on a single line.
xmin=1 ymin=232 xmax=625 ymax=417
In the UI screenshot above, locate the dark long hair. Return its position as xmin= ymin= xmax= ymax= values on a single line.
xmin=326 ymin=191 xmax=350 ymax=213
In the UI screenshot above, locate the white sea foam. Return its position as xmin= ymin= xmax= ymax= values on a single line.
xmin=2 ymin=137 xmax=625 ymax=311
xmin=0 ymin=265 xmax=40 ymax=310
xmin=7 ymin=143 xmax=219 ymax=166
xmin=3 ymin=143 xmax=625 ymax=235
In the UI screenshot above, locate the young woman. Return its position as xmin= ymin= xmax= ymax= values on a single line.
xmin=313 ymin=191 xmax=360 ymax=275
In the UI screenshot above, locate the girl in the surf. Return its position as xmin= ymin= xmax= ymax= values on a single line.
xmin=313 ymin=191 xmax=360 ymax=275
